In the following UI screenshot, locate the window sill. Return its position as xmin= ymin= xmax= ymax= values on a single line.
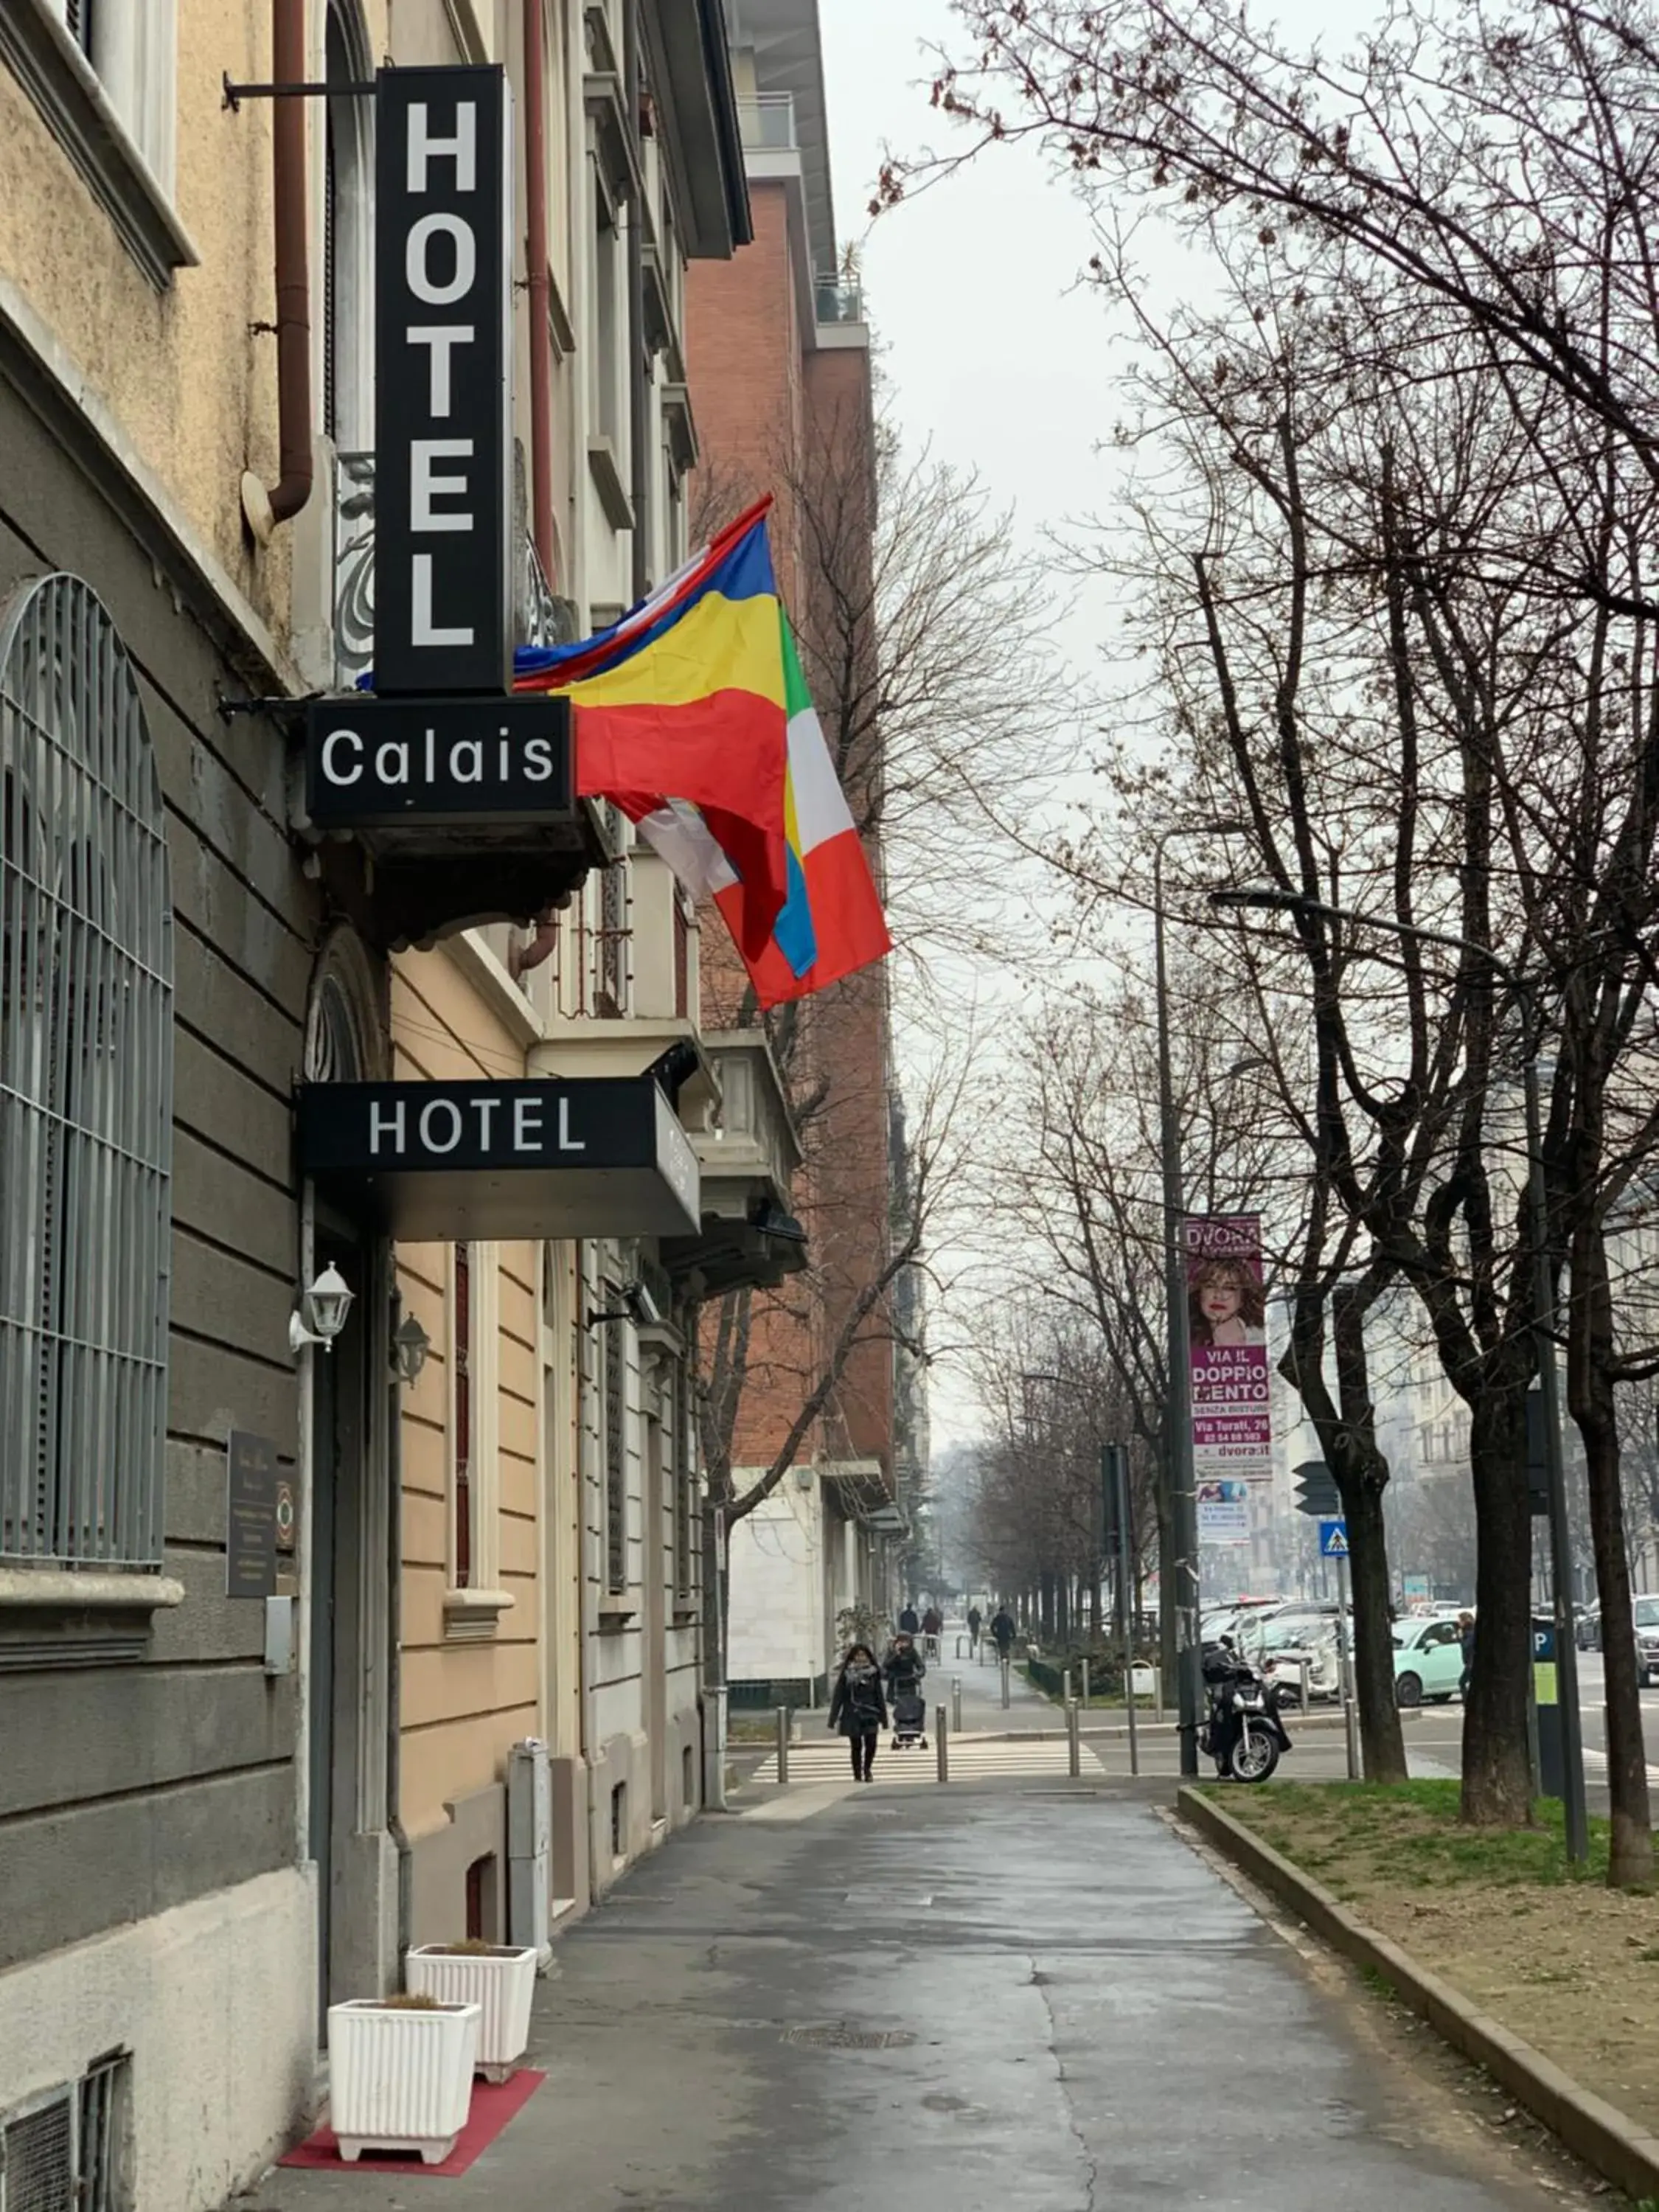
xmin=0 ymin=1566 xmax=184 ymax=1669
xmin=672 ymin=1606 xmax=698 ymax=1627
xmin=587 ymin=437 xmax=635 ymax=532
xmin=597 ymin=1599 xmax=636 ymax=1632
xmin=0 ymin=1 xmax=199 ymax=291
xmin=443 ymin=1587 xmax=515 ymax=1642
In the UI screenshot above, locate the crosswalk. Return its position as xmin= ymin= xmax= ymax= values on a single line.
xmin=1580 ymin=1745 xmax=1659 ymax=1785
xmin=750 ymin=1733 xmax=1110 ymax=1787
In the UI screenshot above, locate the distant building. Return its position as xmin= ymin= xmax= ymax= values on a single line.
xmin=686 ymin=0 xmax=901 ymax=1701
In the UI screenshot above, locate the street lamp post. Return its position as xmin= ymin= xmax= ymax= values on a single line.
xmin=1209 ymin=884 xmax=1589 ymax=1863
xmin=1152 ymin=838 xmax=1202 ymax=1775
xmin=1152 ymin=822 xmax=1250 ymax=1775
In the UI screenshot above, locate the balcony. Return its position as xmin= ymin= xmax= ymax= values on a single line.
xmin=815 ymin=275 xmax=864 ymax=327
xmin=737 ymin=91 xmax=796 ymax=151
xmin=660 ymin=1028 xmax=806 ymax=1295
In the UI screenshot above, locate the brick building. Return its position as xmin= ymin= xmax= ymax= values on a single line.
xmin=686 ymin=0 xmax=901 ymax=1702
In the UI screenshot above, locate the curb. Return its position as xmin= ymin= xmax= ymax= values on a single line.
xmin=1178 ymin=1787 xmax=1659 ymax=2202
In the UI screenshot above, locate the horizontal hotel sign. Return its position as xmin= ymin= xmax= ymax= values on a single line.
xmin=304 ymin=696 xmax=574 ymax=827
xmin=298 ymin=1076 xmax=700 ymax=1243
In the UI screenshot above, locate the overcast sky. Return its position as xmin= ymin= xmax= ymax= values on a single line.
xmin=819 ymin=1 xmax=1119 ymax=686
xmin=815 ymin=6 xmax=1126 ymax=1444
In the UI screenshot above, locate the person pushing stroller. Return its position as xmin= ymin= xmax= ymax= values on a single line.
xmin=884 ymin=1630 xmax=928 ymax=1749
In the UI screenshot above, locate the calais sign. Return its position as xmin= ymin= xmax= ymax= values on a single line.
xmin=305 ymin=696 xmax=573 ymax=827
xmin=1185 ymin=1212 xmax=1273 ymax=1482
xmin=375 ymin=66 xmax=512 ymax=695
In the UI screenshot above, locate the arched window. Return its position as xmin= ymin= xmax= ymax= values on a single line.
xmin=323 ymin=1 xmax=375 ymax=451
xmin=0 ymin=575 xmax=173 ymax=1565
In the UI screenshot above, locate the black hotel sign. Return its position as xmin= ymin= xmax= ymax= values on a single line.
xmin=297 ymin=1077 xmax=703 ymax=1244
xmin=304 ymin=696 xmax=573 ymax=827
xmin=375 ymin=65 xmax=513 ymax=696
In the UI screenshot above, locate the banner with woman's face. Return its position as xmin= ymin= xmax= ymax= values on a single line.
xmin=1184 ymin=1214 xmax=1273 ymax=1482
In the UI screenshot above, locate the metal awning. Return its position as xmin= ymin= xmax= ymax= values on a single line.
xmin=297 ymin=1074 xmax=700 ymax=1241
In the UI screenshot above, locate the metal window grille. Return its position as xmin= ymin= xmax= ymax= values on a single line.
xmin=453 ymin=1244 xmax=472 ymax=1587
xmin=603 ymin=1299 xmax=626 ymax=1591
xmin=0 ymin=576 xmax=172 ymax=1568
xmin=322 ymin=120 xmax=338 ymax=444
xmin=63 ymin=0 xmax=95 ymax=60
xmin=76 ymin=2054 xmax=128 ymax=2212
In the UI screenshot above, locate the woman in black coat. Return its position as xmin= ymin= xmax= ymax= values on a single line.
xmin=829 ymin=1644 xmax=888 ymax=1782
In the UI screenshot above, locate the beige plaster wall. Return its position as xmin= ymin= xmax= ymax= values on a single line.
xmin=0 ymin=3 xmax=292 ymax=627
xmin=391 ymin=947 xmax=540 ymax=1865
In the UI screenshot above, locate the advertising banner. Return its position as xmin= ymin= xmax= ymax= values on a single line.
xmin=1186 ymin=1212 xmax=1273 ymax=1481
xmin=1197 ymin=1479 xmax=1251 ymax=1546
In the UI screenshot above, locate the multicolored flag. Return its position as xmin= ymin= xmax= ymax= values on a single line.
xmin=514 ymin=498 xmax=891 ymax=1006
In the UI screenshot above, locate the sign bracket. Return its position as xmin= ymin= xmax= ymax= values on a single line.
xmin=222 ymin=73 xmax=378 ymax=113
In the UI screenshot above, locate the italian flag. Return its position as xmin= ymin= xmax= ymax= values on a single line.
xmin=712 ymin=616 xmax=891 ymax=1007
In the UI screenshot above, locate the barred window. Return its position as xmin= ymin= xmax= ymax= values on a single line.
xmin=0 ymin=574 xmax=173 ymax=1566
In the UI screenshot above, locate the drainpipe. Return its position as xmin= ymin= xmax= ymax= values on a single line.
xmin=624 ymin=0 xmax=649 ymax=602
xmin=523 ymin=0 xmax=557 ymax=587
xmin=243 ymin=0 xmax=313 ymax=540
xmin=386 ymin=1284 xmax=414 ymax=1969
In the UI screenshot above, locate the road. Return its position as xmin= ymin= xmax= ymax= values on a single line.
xmin=1398 ymin=1651 xmax=1659 ymax=1804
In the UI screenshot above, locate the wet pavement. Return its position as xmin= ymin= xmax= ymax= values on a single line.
xmin=251 ymin=1781 xmax=1597 ymax=2212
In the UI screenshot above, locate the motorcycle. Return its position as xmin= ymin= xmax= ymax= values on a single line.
xmin=1199 ymin=1649 xmax=1293 ymax=1783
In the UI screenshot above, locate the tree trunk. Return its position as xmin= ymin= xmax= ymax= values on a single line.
xmin=1568 ymin=1222 xmax=1654 ymax=1886
xmin=1463 ymin=1387 xmax=1536 ymax=1826
xmin=1343 ymin=1477 xmax=1405 ymax=1781
xmin=1332 ymin=1289 xmax=1408 ymax=1783
xmin=1284 ymin=1287 xmax=1408 ymax=1781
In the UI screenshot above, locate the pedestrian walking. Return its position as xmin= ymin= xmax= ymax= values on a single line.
xmin=829 ymin=1644 xmax=888 ymax=1782
xmin=967 ymin=1604 xmax=983 ymax=1654
xmin=897 ymin=1601 xmax=919 ymax=1636
xmin=1458 ymin=1611 xmax=1475 ymax=1701
xmin=990 ymin=1605 xmax=1016 ymax=1658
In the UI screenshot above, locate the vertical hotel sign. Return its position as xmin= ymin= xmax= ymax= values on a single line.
xmin=1186 ymin=1213 xmax=1273 ymax=1481
xmin=375 ymin=66 xmax=513 ymax=695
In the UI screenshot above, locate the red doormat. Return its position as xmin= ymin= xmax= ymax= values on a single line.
xmin=279 ymin=2070 xmax=546 ymax=2177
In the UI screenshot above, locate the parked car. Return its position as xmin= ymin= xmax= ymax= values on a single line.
xmin=1261 ymin=1627 xmax=1344 ymax=1705
xmin=1634 ymin=1596 xmax=1659 ymax=1686
xmin=1392 ymin=1615 xmax=1468 ymax=1706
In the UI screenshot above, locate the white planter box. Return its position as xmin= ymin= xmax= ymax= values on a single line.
xmin=327 ymin=2000 xmax=480 ymax=2164
xmin=404 ymin=1944 xmax=538 ymax=2082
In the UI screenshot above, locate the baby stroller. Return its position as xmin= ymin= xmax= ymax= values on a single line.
xmin=891 ymin=1683 xmax=928 ymax=1750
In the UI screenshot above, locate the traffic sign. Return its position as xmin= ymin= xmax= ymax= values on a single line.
xmin=1319 ymin=1518 xmax=1349 ymax=1558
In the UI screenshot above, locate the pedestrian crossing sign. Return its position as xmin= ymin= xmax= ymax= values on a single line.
xmin=1319 ymin=1518 xmax=1349 ymax=1558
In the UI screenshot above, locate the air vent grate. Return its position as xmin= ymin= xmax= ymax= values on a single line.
xmin=784 ymin=2024 xmax=916 ymax=2051
xmin=1 ymin=2089 xmax=72 ymax=2212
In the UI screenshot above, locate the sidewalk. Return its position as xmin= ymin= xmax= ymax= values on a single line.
xmin=245 ymin=1781 xmax=1593 ymax=2212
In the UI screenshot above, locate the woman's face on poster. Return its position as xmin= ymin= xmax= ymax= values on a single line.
xmin=1200 ymin=1278 xmax=1243 ymax=1326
